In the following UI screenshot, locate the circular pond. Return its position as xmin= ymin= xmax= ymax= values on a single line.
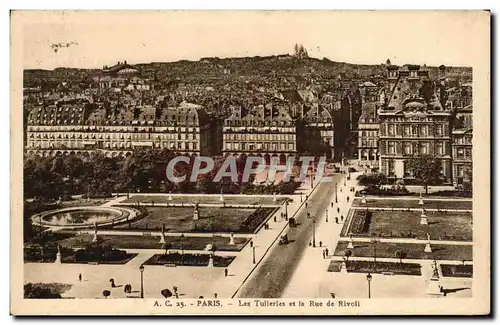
xmin=32 ymin=206 xmax=140 ymax=229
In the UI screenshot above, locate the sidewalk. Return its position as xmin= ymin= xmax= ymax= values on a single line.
xmin=203 ymin=175 xmax=325 ymax=298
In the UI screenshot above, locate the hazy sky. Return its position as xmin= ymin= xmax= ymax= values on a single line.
xmin=18 ymin=11 xmax=488 ymax=69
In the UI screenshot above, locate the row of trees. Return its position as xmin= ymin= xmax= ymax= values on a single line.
xmin=356 ymin=155 xmax=448 ymax=194
xmin=24 ymin=149 xmax=302 ymax=201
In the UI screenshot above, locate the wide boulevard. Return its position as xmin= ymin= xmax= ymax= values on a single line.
xmin=236 ymin=174 xmax=342 ymax=298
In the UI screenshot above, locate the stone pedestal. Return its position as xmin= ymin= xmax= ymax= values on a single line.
xmin=426 ymin=279 xmax=443 ymax=295
xmin=424 ymin=243 xmax=432 ymax=253
xmin=419 ymin=196 xmax=424 ymax=205
xmin=219 ymin=194 xmax=224 ymax=202
xmin=340 ymin=261 xmax=348 ymax=274
xmin=420 ymin=214 xmax=428 ymax=225
xmin=168 ymin=193 xmax=173 ymax=201
xmin=229 ymin=233 xmax=235 ymax=245
xmin=347 ymin=239 xmax=354 ymax=249
xmin=193 ymin=208 xmax=199 ymax=221
xmin=207 ymin=255 xmax=214 ymax=268
xmin=361 ymin=195 xmax=367 ymax=204
xmin=55 ymin=252 xmax=62 ymax=264
xmin=159 ymin=234 xmax=165 ymax=244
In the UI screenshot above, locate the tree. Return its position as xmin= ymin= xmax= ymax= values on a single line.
xmin=102 ymin=290 xmax=111 ymax=299
xmin=395 ymin=250 xmax=407 ymax=263
xmin=162 ymin=242 xmax=171 ymax=255
xmin=344 ymin=249 xmax=352 ymax=263
xmin=407 ymin=155 xmax=443 ymax=194
xmin=386 ymin=58 xmax=392 ymax=65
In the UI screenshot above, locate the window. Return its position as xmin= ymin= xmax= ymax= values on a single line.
xmin=436 ymin=125 xmax=443 ymax=136
xmin=420 ymin=142 xmax=428 ymax=154
xmin=388 ymin=124 xmax=395 ymax=136
xmin=404 ymin=142 xmax=412 ymax=155
xmin=436 ymin=142 xmax=443 ymax=155
xmin=388 ymin=142 xmax=395 ymax=154
xmin=457 ymin=148 xmax=465 ymax=159
xmin=404 ymin=125 xmax=410 ymax=136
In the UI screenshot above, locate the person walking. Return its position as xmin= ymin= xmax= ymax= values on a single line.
xmin=322 ymin=250 xmax=325 ymax=259
xmin=347 ymin=196 xmax=350 ymax=203
xmin=214 ymin=293 xmax=218 ymax=299
xmin=325 ymin=248 xmax=329 ymax=257
xmin=78 ymin=273 xmax=82 ymax=282
xmin=335 ymin=216 xmax=338 ymax=224
xmin=341 ymin=215 xmax=344 ymax=222
xmin=331 ymin=202 xmax=334 ymax=208
xmin=337 ymin=207 xmax=340 ymax=213
xmin=273 ymin=215 xmax=277 ymax=223
xmin=224 ymin=268 xmax=228 ymax=277
xmin=250 ymin=241 xmax=253 ymax=248
xmin=319 ymin=240 xmax=323 ymax=247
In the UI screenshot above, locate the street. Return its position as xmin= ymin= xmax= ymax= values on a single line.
xmin=236 ymin=174 xmax=342 ymax=298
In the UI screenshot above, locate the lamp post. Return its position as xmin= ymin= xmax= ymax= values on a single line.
xmin=312 ymin=216 xmax=316 ymax=247
xmin=284 ymin=199 xmax=289 ymax=219
xmin=335 ymin=184 xmax=338 ymax=203
xmin=139 ymin=264 xmax=145 ymax=299
xmin=252 ymin=246 xmax=256 ymax=264
xmin=366 ymin=273 xmax=372 ymax=299
xmin=325 ymin=209 xmax=328 ymax=223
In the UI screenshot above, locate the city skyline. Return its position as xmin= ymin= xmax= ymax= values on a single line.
xmin=21 ymin=11 xmax=483 ymax=70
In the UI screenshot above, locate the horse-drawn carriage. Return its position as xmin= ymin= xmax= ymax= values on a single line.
xmin=279 ymin=234 xmax=289 ymax=245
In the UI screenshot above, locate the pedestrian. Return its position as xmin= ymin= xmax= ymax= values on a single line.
xmin=331 ymin=202 xmax=333 ymax=208
xmin=214 ymin=293 xmax=218 ymax=299
xmin=341 ymin=215 xmax=344 ymax=222
xmin=250 ymin=240 xmax=253 ymax=248
xmin=309 ymin=241 xmax=312 ymax=246
xmin=322 ymin=250 xmax=325 ymax=259
xmin=335 ymin=217 xmax=338 ymax=224
xmin=273 ymin=215 xmax=277 ymax=222
xmin=337 ymin=207 xmax=340 ymax=213
xmin=347 ymin=196 xmax=350 ymax=202
xmin=224 ymin=268 xmax=228 ymax=277
xmin=325 ymin=248 xmax=329 ymax=257
xmin=78 ymin=273 xmax=82 ymax=282
xmin=319 ymin=241 xmax=322 ymax=247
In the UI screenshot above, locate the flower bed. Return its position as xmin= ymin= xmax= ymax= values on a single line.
xmin=143 ymin=253 xmax=235 ymax=267
xmin=347 ymin=209 xmax=372 ymax=235
xmin=239 ymin=207 xmax=277 ymax=233
xmin=440 ymin=264 xmax=473 ymax=278
xmin=343 ymin=260 xmax=422 ymax=276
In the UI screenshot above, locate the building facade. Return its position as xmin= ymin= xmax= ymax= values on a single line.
xmin=222 ymin=104 xmax=297 ymax=162
xmin=451 ymin=105 xmax=473 ymax=187
xmin=357 ymin=103 xmax=380 ymax=168
xmin=26 ymin=100 xmax=212 ymax=157
xmin=378 ymin=65 xmax=453 ymax=183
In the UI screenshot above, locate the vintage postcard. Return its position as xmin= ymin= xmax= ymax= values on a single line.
xmin=10 ymin=10 xmax=490 ymax=315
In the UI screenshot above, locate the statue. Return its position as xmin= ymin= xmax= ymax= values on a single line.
xmin=55 ymin=244 xmax=62 ymax=264
xmin=193 ymin=202 xmax=199 ymax=221
xmin=427 ymin=232 xmax=431 ymax=242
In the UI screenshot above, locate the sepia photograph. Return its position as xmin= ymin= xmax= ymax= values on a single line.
xmin=9 ymin=10 xmax=491 ymax=315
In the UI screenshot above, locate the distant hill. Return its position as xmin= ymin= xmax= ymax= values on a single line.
xmin=23 ymin=54 xmax=472 ymax=87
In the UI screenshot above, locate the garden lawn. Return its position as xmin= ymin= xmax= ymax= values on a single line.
xmin=143 ymin=253 xmax=235 ymax=267
xmin=327 ymin=260 xmax=422 ymax=276
xmin=346 ymin=209 xmax=472 ymax=241
xmin=121 ymin=195 xmax=285 ymax=206
xmin=440 ymin=264 xmax=473 ymax=278
xmin=352 ymin=198 xmax=472 ymax=210
xmin=334 ymin=241 xmax=472 ymax=261
xmin=113 ymin=206 xmax=275 ymax=233
xmin=56 ymin=234 xmax=249 ymax=251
